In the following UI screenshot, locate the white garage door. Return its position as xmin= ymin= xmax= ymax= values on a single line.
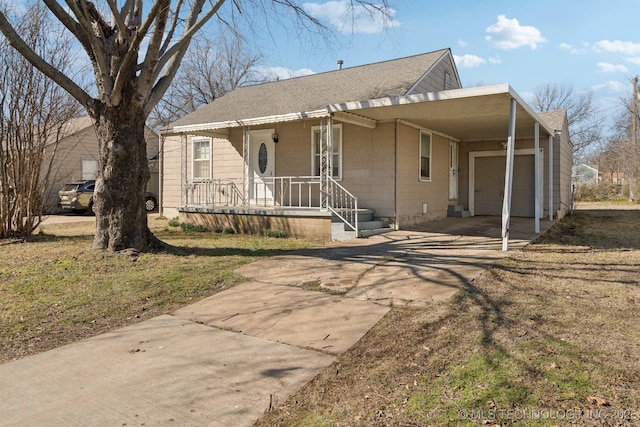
xmin=474 ymin=155 xmax=535 ymax=217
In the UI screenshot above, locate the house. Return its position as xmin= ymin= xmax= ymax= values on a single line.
xmin=572 ymin=164 xmax=598 ymax=186
xmin=43 ymin=116 xmax=160 ymax=213
xmin=159 ymin=48 xmax=573 ymax=248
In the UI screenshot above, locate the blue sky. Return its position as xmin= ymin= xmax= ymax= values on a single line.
xmin=253 ymin=0 xmax=640 ymax=127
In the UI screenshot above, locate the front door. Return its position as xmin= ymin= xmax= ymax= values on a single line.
xmin=249 ymin=129 xmax=275 ymax=204
xmin=449 ymin=141 xmax=458 ymax=200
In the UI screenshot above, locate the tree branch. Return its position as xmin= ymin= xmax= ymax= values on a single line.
xmin=0 ymin=10 xmax=92 ymax=110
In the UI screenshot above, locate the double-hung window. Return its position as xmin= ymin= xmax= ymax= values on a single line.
xmin=419 ymin=132 xmax=431 ymax=181
xmin=193 ymin=138 xmax=211 ymax=180
xmin=311 ymin=124 xmax=342 ymax=179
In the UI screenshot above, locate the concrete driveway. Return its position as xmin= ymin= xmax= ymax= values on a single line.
xmin=0 ymin=215 xmax=551 ymax=426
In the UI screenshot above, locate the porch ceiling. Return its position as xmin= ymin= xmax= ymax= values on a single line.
xmin=328 ymin=83 xmax=555 ymax=142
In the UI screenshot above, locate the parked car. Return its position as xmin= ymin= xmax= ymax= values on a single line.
xmin=58 ymin=180 xmax=95 ymax=214
xmin=58 ymin=180 xmax=158 ymax=214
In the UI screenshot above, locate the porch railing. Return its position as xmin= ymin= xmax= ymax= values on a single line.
xmin=326 ymin=177 xmax=358 ymax=233
xmin=184 ymin=176 xmax=359 ymax=233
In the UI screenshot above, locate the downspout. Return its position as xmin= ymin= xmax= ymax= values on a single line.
xmin=534 ymin=122 xmax=540 ymax=233
xmin=501 ymin=98 xmax=517 ymax=251
xmin=549 ymin=135 xmax=554 ymax=221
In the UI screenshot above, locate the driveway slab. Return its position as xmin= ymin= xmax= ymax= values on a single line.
xmin=0 ymin=315 xmax=333 ymax=427
xmin=174 ymin=282 xmax=390 ymax=355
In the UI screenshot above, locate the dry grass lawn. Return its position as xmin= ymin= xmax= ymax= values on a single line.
xmin=256 ymin=204 xmax=640 ymax=426
xmin=2 ymin=205 xmax=639 ymax=426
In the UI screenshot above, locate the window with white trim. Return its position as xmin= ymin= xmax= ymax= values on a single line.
xmin=420 ymin=132 xmax=431 ymax=181
xmin=192 ymin=138 xmax=211 ymax=179
xmin=311 ymin=124 xmax=342 ymax=179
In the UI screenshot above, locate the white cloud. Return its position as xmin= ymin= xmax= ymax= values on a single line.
xmin=453 ymin=54 xmax=486 ymax=68
xmin=257 ymin=66 xmax=315 ymax=81
xmin=302 ymin=1 xmax=400 ymax=34
xmin=458 ymin=39 xmax=468 ymax=48
xmin=488 ymin=55 xmax=502 ymax=64
xmin=627 ymin=57 xmax=640 ymax=65
xmin=558 ymin=42 xmax=586 ymax=54
xmin=591 ymin=80 xmax=627 ymax=93
xmin=485 ymin=15 xmax=547 ymax=50
xmin=597 ymin=62 xmax=629 ymax=73
xmin=594 ymin=40 xmax=640 ymax=55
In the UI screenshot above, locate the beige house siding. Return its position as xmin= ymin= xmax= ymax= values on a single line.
xmin=555 ymin=119 xmax=573 ymax=219
xmin=408 ymin=54 xmax=461 ymax=94
xmin=395 ymin=123 xmax=450 ymax=227
xmin=160 ymin=135 xmax=183 ymax=218
xmin=340 ymin=122 xmax=396 ymax=220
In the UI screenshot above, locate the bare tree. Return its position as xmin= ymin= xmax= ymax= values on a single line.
xmin=150 ymin=32 xmax=265 ymax=130
xmin=0 ymin=2 xmax=80 ymax=238
xmin=0 ymin=0 xmax=391 ymax=252
xmin=530 ymin=82 xmax=603 ymax=162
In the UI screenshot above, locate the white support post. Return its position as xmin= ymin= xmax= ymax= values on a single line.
xmin=501 ymin=98 xmax=517 ymax=251
xmin=534 ymin=122 xmax=540 ymax=234
xmin=548 ymin=135 xmax=554 ymax=221
xmin=319 ymin=118 xmax=333 ymax=210
xmin=243 ymin=127 xmax=250 ymax=207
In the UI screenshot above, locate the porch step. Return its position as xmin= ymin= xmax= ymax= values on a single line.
xmin=447 ymin=204 xmax=471 ymax=218
xmin=330 ymin=208 xmax=391 ymax=241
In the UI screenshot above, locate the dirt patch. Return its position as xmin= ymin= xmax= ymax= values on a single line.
xmin=256 ymin=206 xmax=640 ymax=426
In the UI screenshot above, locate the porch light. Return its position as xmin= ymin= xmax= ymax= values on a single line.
xmin=272 ymin=132 xmax=279 ymax=143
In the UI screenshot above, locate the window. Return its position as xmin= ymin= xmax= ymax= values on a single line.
xmin=193 ymin=139 xmax=211 ymax=179
xmin=311 ymin=124 xmax=342 ymax=179
xmin=82 ymin=160 xmax=98 ymax=180
xmin=420 ymin=132 xmax=431 ymax=181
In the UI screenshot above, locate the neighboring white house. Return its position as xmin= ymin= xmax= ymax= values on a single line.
xmin=159 ymin=48 xmax=573 ymax=243
xmin=572 ymin=164 xmax=598 ymax=186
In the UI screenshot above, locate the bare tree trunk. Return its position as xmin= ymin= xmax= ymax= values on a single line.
xmin=91 ymin=107 xmax=154 ymax=251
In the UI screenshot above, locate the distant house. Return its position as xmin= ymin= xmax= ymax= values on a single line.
xmin=159 ymin=48 xmax=573 ymax=244
xmin=572 ymin=164 xmax=598 ymax=186
xmin=43 ymin=116 xmax=159 ymax=213
xmin=601 ymin=171 xmax=624 ymax=185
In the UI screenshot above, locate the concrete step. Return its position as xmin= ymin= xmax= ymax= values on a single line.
xmin=359 ymin=227 xmax=393 ymax=238
xmin=447 ymin=204 xmax=471 ymax=218
xmin=331 ymin=208 xmax=375 ymax=223
xmin=358 ymin=220 xmax=386 ymax=231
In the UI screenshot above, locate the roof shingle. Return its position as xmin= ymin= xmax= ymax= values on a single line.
xmin=167 ymin=48 xmax=451 ymax=129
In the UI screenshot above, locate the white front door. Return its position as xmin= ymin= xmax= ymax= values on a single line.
xmin=249 ymin=129 xmax=275 ymax=203
xmin=449 ymin=141 xmax=458 ymax=200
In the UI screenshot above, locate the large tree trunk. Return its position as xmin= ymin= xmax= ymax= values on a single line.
xmin=91 ymin=106 xmax=153 ymax=251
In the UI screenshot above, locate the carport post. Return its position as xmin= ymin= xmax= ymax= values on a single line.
xmin=534 ymin=122 xmax=540 ymax=233
xmin=501 ymin=98 xmax=517 ymax=251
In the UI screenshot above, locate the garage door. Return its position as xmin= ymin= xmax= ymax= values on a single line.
xmin=474 ymin=155 xmax=535 ymax=217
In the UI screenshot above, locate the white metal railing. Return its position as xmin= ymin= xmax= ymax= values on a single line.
xmin=184 ymin=176 xmax=359 ymax=234
xmin=326 ymin=177 xmax=358 ymax=232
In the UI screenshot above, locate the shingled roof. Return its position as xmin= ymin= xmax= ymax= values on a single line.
xmin=537 ymin=109 xmax=567 ymax=133
xmin=166 ymin=48 xmax=452 ymax=130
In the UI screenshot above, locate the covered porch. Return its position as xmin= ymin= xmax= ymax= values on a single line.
xmin=160 ymin=84 xmax=560 ymax=249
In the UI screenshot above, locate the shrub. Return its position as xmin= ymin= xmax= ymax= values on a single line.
xmin=264 ymin=229 xmax=287 ymax=238
xmin=223 ymin=227 xmax=235 ymax=234
xmin=179 ymin=222 xmax=208 ymax=232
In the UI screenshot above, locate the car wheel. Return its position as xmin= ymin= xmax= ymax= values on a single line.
xmin=145 ymin=196 xmax=157 ymax=212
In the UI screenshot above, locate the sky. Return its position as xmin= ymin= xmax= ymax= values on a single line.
xmin=250 ymin=0 xmax=640 ymax=130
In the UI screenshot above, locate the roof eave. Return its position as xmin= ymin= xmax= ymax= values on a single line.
xmin=163 ymin=109 xmax=330 ymax=135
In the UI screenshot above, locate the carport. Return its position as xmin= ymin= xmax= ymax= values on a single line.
xmin=328 ymin=83 xmax=557 ymax=250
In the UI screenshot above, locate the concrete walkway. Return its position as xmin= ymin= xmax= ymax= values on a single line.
xmin=0 ymin=216 xmax=551 ymax=427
